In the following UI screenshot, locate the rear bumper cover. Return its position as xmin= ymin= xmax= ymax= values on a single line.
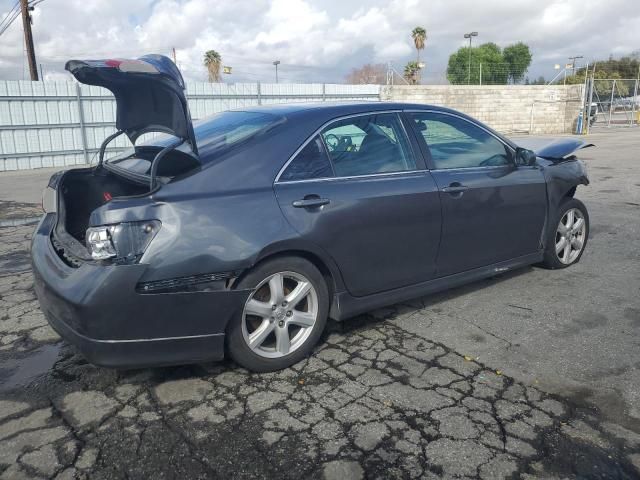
xmin=31 ymin=214 xmax=251 ymax=368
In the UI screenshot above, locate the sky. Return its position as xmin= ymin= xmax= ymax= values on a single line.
xmin=0 ymin=0 xmax=638 ymax=84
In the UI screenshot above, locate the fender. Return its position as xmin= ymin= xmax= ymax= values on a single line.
xmin=511 ymin=136 xmax=592 ymax=249
xmin=537 ymin=157 xmax=589 ymax=249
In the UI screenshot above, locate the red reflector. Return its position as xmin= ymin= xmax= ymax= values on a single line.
xmin=103 ymin=192 xmax=112 ymax=201
xmin=105 ymin=59 xmax=122 ymax=68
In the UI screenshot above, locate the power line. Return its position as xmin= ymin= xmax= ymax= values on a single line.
xmin=0 ymin=1 xmax=21 ymax=37
xmin=0 ymin=0 xmax=44 ymax=37
xmin=0 ymin=1 xmax=20 ymax=26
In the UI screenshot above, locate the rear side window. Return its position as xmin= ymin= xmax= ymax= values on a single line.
xmin=320 ymin=113 xmax=416 ymax=177
xmin=279 ymin=136 xmax=334 ymax=182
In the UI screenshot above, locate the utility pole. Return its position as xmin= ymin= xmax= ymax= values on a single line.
xmin=463 ymin=31 xmax=478 ymax=84
xmin=568 ymin=55 xmax=583 ymax=75
xmin=20 ymin=0 xmax=38 ymax=81
xmin=273 ymin=60 xmax=280 ymax=83
xmin=171 ymin=47 xmax=177 ymax=64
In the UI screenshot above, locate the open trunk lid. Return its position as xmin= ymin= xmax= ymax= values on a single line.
xmin=65 ymin=54 xmax=198 ymax=155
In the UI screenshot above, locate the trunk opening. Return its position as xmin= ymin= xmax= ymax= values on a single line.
xmin=58 ymin=168 xmax=148 ymax=244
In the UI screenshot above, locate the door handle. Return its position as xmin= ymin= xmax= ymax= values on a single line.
xmin=292 ymin=197 xmax=330 ymax=208
xmin=442 ymin=184 xmax=469 ymax=194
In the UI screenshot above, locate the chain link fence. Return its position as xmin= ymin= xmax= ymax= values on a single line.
xmin=584 ymin=78 xmax=639 ymax=130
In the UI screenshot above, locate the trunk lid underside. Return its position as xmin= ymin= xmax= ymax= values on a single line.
xmin=65 ymin=54 xmax=198 ymax=155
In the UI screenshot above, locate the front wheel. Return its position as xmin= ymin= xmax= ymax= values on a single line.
xmin=226 ymin=256 xmax=329 ymax=372
xmin=540 ymin=197 xmax=589 ymax=269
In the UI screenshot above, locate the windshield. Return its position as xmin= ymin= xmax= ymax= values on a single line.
xmin=143 ymin=111 xmax=283 ymax=159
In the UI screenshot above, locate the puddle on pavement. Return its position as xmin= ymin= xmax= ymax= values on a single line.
xmin=0 ymin=343 xmax=61 ymax=392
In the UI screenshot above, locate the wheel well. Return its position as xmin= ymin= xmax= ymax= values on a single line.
xmin=565 ymin=186 xmax=577 ymax=199
xmin=240 ymin=250 xmax=337 ymax=299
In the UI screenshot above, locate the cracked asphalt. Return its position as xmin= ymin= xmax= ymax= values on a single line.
xmin=1 ymin=130 xmax=639 ymax=479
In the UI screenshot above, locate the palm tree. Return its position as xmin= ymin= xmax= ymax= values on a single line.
xmin=411 ymin=27 xmax=427 ymax=63
xmin=404 ymin=61 xmax=420 ymax=85
xmin=204 ymin=50 xmax=222 ymax=83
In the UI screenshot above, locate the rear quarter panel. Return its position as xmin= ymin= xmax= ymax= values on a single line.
xmin=136 ymin=185 xmax=296 ymax=282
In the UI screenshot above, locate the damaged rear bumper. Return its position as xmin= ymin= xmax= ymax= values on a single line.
xmin=31 ymin=214 xmax=251 ymax=369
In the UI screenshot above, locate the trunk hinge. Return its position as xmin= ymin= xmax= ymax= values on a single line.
xmin=96 ymin=130 xmax=124 ymax=169
xmin=149 ymin=139 xmax=185 ymax=190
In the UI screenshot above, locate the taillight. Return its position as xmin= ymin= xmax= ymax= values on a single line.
xmin=86 ymin=220 xmax=160 ymax=263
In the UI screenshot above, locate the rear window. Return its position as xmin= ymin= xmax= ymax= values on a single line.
xmin=139 ymin=111 xmax=283 ymax=161
xmin=193 ymin=111 xmax=282 ymax=152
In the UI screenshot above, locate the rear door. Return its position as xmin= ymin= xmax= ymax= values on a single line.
xmin=274 ymin=112 xmax=442 ymax=297
xmin=406 ymin=111 xmax=547 ymax=277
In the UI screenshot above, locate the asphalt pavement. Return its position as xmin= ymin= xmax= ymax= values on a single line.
xmin=0 ymin=129 xmax=638 ymax=479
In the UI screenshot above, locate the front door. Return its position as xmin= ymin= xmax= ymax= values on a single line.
xmin=275 ymin=112 xmax=442 ymax=297
xmin=406 ymin=111 xmax=547 ymax=277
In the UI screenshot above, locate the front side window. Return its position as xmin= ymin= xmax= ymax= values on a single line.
xmin=279 ymin=136 xmax=333 ymax=182
xmin=321 ymin=113 xmax=416 ymax=177
xmin=410 ymin=112 xmax=511 ymax=169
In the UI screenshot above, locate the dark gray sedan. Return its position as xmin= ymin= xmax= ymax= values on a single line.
xmin=32 ymin=55 xmax=591 ymax=372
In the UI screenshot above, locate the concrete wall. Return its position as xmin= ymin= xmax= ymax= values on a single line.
xmin=382 ymin=84 xmax=584 ymax=135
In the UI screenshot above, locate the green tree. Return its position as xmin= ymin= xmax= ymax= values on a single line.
xmin=503 ymin=42 xmax=532 ymax=83
xmin=565 ymin=70 xmax=631 ymax=97
xmin=447 ymin=42 xmax=510 ymax=85
xmin=204 ymin=50 xmax=222 ymax=83
xmin=404 ymin=61 xmax=420 ymax=85
xmin=563 ymin=52 xmax=640 ymax=97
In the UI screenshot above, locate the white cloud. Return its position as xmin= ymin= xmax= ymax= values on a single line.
xmin=0 ymin=0 xmax=637 ymax=83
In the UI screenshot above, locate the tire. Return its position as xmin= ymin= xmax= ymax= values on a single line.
xmin=226 ymin=256 xmax=329 ymax=372
xmin=540 ymin=197 xmax=589 ymax=269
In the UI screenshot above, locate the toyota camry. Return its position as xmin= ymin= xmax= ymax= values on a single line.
xmin=32 ymin=55 xmax=591 ymax=372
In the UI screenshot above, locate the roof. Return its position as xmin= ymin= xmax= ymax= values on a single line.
xmin=234 ymin=101 xmax=455 ymax=120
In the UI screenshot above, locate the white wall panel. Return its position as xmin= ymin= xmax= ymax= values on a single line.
xmin=0 ymin=80 xmax=380 ymax=171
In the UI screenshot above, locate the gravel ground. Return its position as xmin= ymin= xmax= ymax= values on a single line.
xmin=0 ymin=130 xmax=639 ymax=479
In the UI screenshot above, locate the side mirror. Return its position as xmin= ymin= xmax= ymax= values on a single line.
xmin=515 ymin=147 xmax=537 ymax=167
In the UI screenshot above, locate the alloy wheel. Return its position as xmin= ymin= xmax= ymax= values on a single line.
xmin=555 ymin=208 xmax=586 ymax=265
xmin=241 ymin=271 xmax=319 ymax=358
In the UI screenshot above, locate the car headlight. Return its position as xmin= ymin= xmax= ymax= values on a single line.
xmin=86 ymin=220 xmax=160 ymax=263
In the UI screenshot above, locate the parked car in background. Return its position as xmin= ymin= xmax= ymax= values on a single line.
xmin=32 ymin=55 xmax=592 ymax=372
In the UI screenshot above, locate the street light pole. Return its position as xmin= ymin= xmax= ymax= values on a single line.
xmin=273 ymin=60 xmax=280 ymax=83
xmin=463 ymin=32 xmax=478 ymax=84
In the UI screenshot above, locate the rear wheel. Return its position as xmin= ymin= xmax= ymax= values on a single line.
xmin=540 ymin=198 xmax=589 ymax=269
xmin=227 ymin=256 xmax=328 ymax=372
